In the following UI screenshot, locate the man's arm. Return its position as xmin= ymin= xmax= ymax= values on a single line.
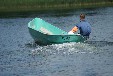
xmin=71 ymin=26 xmax=78 ymax=33
xmin=68 ymin=26 xmax=78 ymax=34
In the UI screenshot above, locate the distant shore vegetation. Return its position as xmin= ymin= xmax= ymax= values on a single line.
xmin=0 ymin=0 xmax=113 ymax=12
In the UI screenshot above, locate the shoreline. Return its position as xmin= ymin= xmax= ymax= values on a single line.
xmin=0 ymin=2 xmax=113 ymax=18
xmin=0 ymin=2 xmax=113 ymax=13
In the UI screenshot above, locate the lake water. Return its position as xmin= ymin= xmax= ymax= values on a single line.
xmin=0 ymin=7 xmax=113 ymax=76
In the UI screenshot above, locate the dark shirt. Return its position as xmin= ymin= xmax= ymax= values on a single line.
xmin=76 ymin=20 xmax=91 ymax=36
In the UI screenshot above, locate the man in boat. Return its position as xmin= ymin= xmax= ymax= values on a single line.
xmin=68 ymin=14 xmax=91 ymax=38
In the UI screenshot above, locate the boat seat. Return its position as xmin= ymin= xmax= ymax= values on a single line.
xmin=40 ymin=27 xmax=53 ymax=35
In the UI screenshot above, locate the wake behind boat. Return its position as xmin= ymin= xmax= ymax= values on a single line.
xmin=28 ymin=18 xmax=86 ymax=45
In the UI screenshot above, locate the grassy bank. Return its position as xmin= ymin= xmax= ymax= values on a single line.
xmin=0 ymin=0 xmax=113 ymax=13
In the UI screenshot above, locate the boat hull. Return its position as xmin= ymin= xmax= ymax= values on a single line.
xmin=28 ymin=27 xmax=85 ymax=45
xmin=28 ymin=18 xmax=86 ymax=45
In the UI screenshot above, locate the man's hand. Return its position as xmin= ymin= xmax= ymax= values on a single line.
xmin=71 ymin=26 xmax=78 ymax=33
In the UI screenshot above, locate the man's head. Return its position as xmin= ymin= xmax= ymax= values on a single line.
xmin=80 ymin=14 xmax=85 ymax=20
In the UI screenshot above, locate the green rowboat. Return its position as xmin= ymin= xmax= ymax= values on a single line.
xmin=28 ymin=18 xmax=86 ymax=45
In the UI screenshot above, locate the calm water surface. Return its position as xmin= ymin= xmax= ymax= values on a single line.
xmin=0 ymin=7 xmax=113 ymax=76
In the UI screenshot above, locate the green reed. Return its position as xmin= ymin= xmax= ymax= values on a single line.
xmin=0 ymin=0 xmax=113 ymax=12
